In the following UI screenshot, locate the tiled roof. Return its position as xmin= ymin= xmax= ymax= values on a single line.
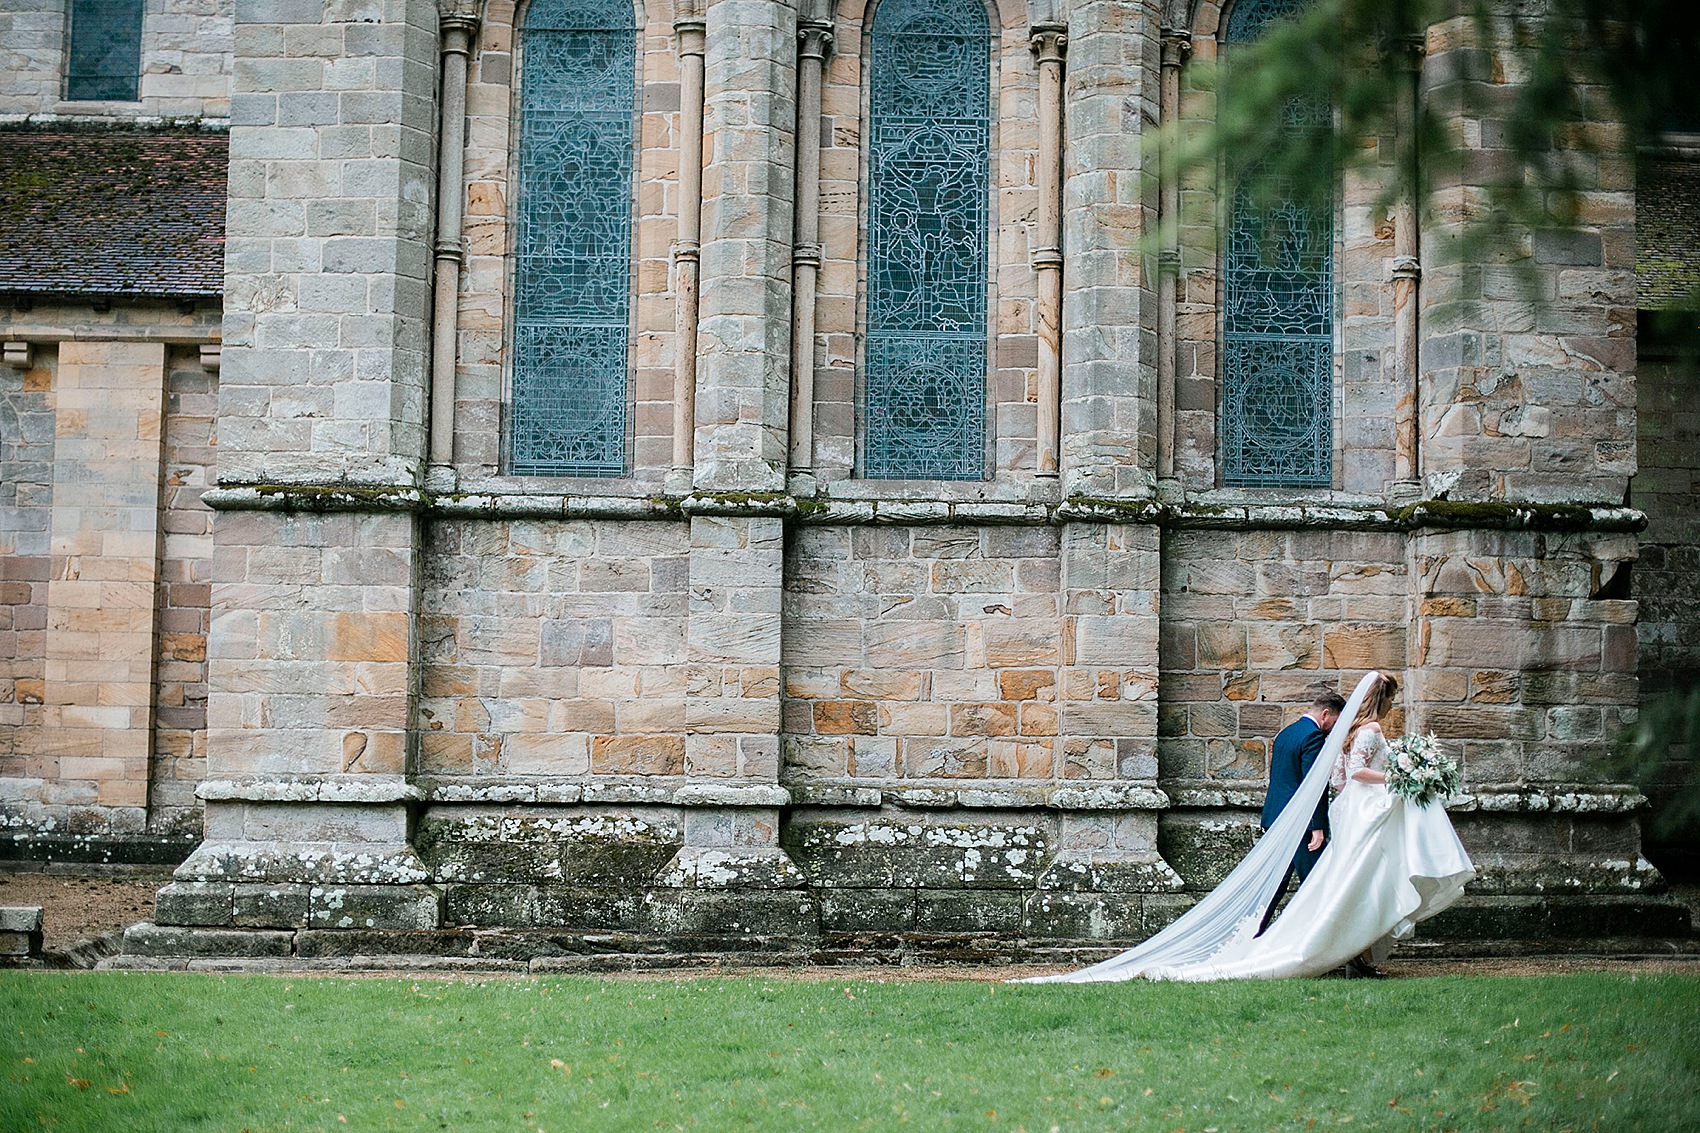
xmin=1638 ymin=156 xmax=1700 ymax=311
xmin=0 ymin=126 xmax=227 ymax=299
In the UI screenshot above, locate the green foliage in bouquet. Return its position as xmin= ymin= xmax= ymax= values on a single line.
xmin=1386 ymin=733 xmax=1462 ymax=808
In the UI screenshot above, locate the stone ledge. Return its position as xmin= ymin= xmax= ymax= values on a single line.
xmin=203 ymin=484 xmax=426 ymax=513
xmin=673 ymin=784 xmax=791 ymax=807
xmin=1162 ymin=784 xmax=1646 ymax=814
xmin=0 ymin=906 xmax=44 ymax=933
xmin=786 ymin=781 xmax=1171 ymax=811
xmin=1164 ymin=786 xmax=1269 ymax=809
xmin=198 ymin=779 xmax=421 ymax=804
xmin=0 ymin=832 xmax=197 ymax=867
xmin=786 ymin=785 xmax=885 ymax=807
xmin=796 ymin=499 xmax=1054 ymax=525
xmin=122 ymin=922 xmax=294 ymax=958
xmin=680 ymin=492 xmax=796 ymax=518
xmin=198 ymin=485 xmax=1649 ymax=536
xmin=432 ymin=493 xmax=681 ymax=520
xmin=174 ymin=842 xmax=432 ymax=885
xmin=1455 ymin=788 xmax=1648 ymax=814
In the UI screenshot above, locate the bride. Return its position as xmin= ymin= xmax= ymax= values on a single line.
xmin=1023 ymin=670 xmax=1474 ymax=983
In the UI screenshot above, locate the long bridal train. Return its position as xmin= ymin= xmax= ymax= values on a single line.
xmin=1022 ymin=672 xmax=1475 ymax=983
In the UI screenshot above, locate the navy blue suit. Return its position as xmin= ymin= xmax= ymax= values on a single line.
xmin=1257 ymin=715 xmax=1331 ymax=934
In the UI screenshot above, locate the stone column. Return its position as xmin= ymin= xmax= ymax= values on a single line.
xmin=786 ymin=15 xmax=833 ymax=483
xmin=1417 ymin=11 xmax=1635 ymax=505
xmin=1034 ymin=520 xmax=1181 ymax=935
xmin=1155 ymin=29 xmax=1188 ymax=486
xmin=670 ymin=8 xmax=707 ymax=492
xmin=664 ymin=0 xmax=807 ymax=929
xmin=1389 ymin=33 xmax=1422 ymax=493
xmin=1058 ymin=0 xmax=1160 ymax=499
xmin=428 ymin=3 xmax=483 ymax=470
xmin=138 ymin=0 xmax=445 ymax=955
xmin=217 ymin=0 xmax=437 ymax=489
xmin=663 ymin=511 xmax=806 ymax=925
xmin=1030 ymin=22 xmax=1066 ymax=480
xmin=40 ymin=342 xmax=168 ymax=821
xmin=692 ymin=0 xmax=798 ymax=492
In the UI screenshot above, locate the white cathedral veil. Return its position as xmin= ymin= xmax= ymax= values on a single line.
xmin=1018 ymin=671 xmax=1381 ymax=983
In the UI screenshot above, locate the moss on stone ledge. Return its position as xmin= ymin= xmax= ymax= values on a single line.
xmin=1392 ymin=500 xmax=1642 ymax=532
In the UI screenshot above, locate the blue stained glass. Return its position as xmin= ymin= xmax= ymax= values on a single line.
xmin=861 ymin=0 xmax=991 ymax=481
xmin=1224 ymin=0 xmax=1307 ymax=42
xmin=1220 ymin=0 xmax=1333 ymax=488
xmin=66 ymin=0 xmax=145 ymax=102
xmin=510 ymin=0 xmax=637 ymax=477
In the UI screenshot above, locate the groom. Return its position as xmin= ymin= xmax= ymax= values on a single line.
xmin=1256 ymin=690 xmax=1346 ymax=935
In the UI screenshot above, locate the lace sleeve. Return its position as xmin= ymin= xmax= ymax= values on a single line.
xmin=1332 ymin=726 xmax=1387 ymax=788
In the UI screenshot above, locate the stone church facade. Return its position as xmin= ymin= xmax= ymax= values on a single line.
xmin=1 ymin=0 xmax=1694 ymax=965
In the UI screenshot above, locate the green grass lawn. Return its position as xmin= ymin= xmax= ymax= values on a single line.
xmin=2 ymin=970 xmax=1697 ymax=1132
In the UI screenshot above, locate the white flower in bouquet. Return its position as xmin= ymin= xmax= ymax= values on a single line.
xmin=1385 ymin=732 xmax=1460 ymax=807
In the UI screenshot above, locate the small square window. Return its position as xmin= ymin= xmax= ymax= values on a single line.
xmin=66 ymin=0 xmax=145 ymax=102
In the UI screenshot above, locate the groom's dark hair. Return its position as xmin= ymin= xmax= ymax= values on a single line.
xmin=1311 ymin=692 xmax=1347 ymax=714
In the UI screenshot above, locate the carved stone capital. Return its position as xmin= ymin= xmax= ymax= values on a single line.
xmin=1160 ymin=29 xmax=1191 ymax=69
xmin=674 ymin=16 xmax=707 ymax=56
xmin=1029 ymin=22 xmax=1067 ymax=64
xmin=437 ymin=0 xmax=485 ymax=36
xmin=798 ymin=18 xmax=835 ymax=61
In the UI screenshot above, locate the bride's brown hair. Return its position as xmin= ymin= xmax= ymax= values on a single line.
xmin=1345 ymin=671 xmax=1399 ymax=746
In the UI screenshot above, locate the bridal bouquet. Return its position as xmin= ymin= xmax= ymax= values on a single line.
xmin=1385 ymin=733 xmax=1461 ymax=807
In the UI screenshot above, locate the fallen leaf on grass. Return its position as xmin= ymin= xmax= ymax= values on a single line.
xmin=109 ymin=1082 xmax=130 ymax=1095
xmin=67 ymin=1077 xmax=91 ymax=1089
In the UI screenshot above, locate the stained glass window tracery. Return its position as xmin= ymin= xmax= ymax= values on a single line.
xmin=1220 ymin=0 xmax=1334 ymax=488
xmin=509 ymin=0 xmax=637 ymax=477
xmin=860 ymin=0 xmax=991 ymax=480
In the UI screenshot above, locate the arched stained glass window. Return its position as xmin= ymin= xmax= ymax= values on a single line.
xmin=510 ymin=0 xmax=637 ymax=477
xmin=1220 ymin=0 xmax=1334 ymax=487
xmin=860 ymin=0 xmax=992 ymax=480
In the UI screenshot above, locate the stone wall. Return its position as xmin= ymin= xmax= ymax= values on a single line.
xmin=0 ymin=0 xmax=232 ymax=119
xmin=1418 ymin=8 xmax=1637 ymax=506
xmin=0 ymin=331 xmax=217 ymax=856
xmin=417 ymin=518 xmax=692 ymax=786
xmin=0 ymin=349 xmax=54 ymax=831
xmin=1157 ymin=527 xmax=1410 ymax=792
xmin=1633 ymin=320 xmax=1700 ymax=869
xmin=0 ymin=0 xmax=1686 ymax=960
xmin=151 ymin=345 xmax=219 ymax=835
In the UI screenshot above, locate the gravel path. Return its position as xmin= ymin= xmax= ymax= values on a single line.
xmin=0 ymin=870 xmax=168 ymax=953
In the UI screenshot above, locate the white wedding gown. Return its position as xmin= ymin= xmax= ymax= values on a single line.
xmin=1021 ymin=673 xmax=1475 ymax=983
